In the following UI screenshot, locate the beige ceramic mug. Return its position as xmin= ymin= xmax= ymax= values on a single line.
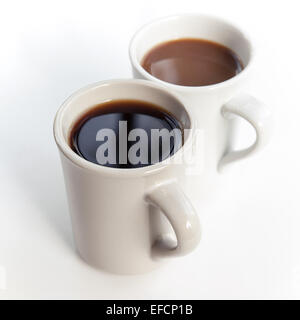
xmin=54 ymin=79 xmax=201 ymax=274
xmin=129 ymin=14 xmax=272 ymax=206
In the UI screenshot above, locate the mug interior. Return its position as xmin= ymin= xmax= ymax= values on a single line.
xmin=131 ymin=14 xmax=252 ymax=75
xmin=54 ymin=80 xmax=192 ymax=170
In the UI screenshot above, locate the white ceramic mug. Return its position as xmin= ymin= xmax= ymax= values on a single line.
xmin=54 ymin=79 xmax=201 ymax=274
xmin=129 ymin=14 xmax=272 ymax=203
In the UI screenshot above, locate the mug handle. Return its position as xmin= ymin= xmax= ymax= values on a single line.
xmin=145 ymin=182 xmax=201 ymax=258
xmin=219 ymin=93 xmax=272 ymax=172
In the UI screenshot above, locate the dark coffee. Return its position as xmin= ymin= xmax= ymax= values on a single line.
xmin=70 ymin=100 xmax=183 ymax=168
xmin=142 ymin=38 xmax=243 ymax=86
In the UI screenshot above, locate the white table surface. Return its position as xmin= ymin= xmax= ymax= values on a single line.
xmin=0 ymin=0 xmax=299 ymax=299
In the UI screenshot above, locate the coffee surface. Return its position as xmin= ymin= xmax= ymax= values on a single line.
xmin=70 ymin=100 xmax=182 ymax=168
xmin=142 ymin=38 xmax=243 ymax=86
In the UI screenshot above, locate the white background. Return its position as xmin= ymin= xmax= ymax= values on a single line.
xmin=0 ymin=0 xmax=299 ymax=299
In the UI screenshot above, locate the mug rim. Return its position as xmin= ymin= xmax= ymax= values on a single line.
xmin=129 ymin=13 xmax=254 ymax=92
xmin=53 ymin=79 xmax=194 ymax=177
